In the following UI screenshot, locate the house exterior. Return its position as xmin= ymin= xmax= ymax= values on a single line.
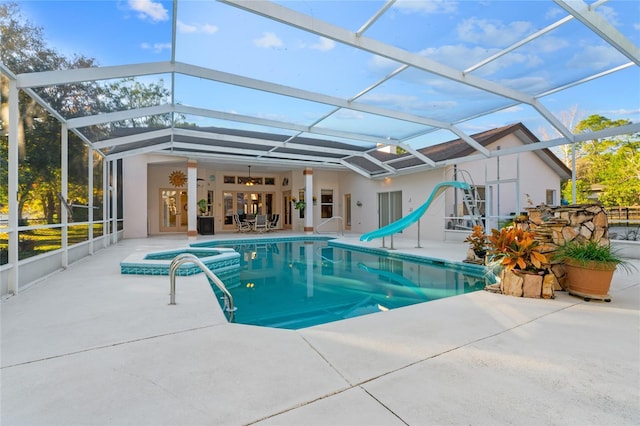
xmin=123 ymin=123 xmax=571 ymax=242
xmin=0 ymin=122 xmax=573 ymax=296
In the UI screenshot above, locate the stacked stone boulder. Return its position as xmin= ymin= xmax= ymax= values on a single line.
xmin=517 ymin=203 xmax=610 ymax=291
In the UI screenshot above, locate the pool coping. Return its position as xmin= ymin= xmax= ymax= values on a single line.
xmin=120 ymin=246 xmax=240 ymax=276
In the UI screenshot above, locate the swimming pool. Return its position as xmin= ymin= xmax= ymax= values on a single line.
xmin=195 ymin=237 xmax=489 ymax=329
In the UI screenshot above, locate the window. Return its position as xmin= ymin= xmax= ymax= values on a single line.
xmin=321 ymin=189 xmax=333 ymax=218
xmin=546 ymin=189 xmax=556 ymax=206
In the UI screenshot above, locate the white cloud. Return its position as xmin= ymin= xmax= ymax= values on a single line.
xmin=457 ymin=17 xmax=534 ymax=47
xmin=607 ymin=107 xmax=640 ymax=116
xmin=594 ymin=5 xmax=620 ymax=27
xmin=567 ymin=44 xmax=624 ymax=70
xmin=500 ymin=105 xmax=524 ymax=113
xmin=128 ymin=0 xmax=168 ymax=22
xmin=140 ymin=42 xmax=171 ymax=53
xmin=393 ymin=0 xmax=458 ymax=15
xmin=530 ymin=35 xmax=569 ymax=54
xmin=499 ymin=75 xmax=552 ymax=94
xmin=177 ymin=21 xmax=197 ymax=33
xmin=544 ymin=6 xmax=565 ymax=20
xmin=177 ymin=21 xmax=219 ymax=35
xmin=310 ymin=37 xmax=335 ymax=52
xmin=415 ymin=44 xmax=534 ymax=76
xmin=362 ymin=92 xmax=456 ymax=112
xmin=201 ymin=24 xmax=219 ymax=35
xmin=334 ymin=109 xmax=365 ymax=120
xmin=254 ymin=32 xmax=283 ymax=49
xmin=419 ymin=44 xmax=497 ymax=70
xmin=368 ymin=55 xmax=401 ymax=71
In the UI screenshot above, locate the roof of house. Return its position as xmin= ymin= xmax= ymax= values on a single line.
xmin=365 ymin=122 xmax=572 ymax=179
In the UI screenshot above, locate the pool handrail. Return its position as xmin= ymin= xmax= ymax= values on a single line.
xmin=316 ymin=216 xmax=344 ymax=235
xmin=169 ymin=253 xmax=236 ymax=318
xmin=360 ymin=181 xmax=471 ymax=242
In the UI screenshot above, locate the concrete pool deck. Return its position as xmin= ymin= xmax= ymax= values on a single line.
xmin=2 ymin=233 xmax=639 ymax=425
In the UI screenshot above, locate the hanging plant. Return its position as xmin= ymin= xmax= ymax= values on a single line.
xmin=197 ymin=199 xmax=208 ymax=215
xmin=294 ymin=200 xmax=306 ymax=210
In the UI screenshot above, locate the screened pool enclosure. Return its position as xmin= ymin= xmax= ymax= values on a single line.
xmin=1 ymin=0 xmax=639 ymax=295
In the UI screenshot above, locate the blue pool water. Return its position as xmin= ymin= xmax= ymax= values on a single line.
xmin=197 ymin=238 xmax=489 ymax=329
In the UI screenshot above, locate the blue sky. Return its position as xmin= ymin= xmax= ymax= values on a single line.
xmin=16 ymin=0 xmax=640 ymax=147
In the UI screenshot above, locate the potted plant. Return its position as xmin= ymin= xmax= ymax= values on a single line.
xmin=487 ymin=226 xmax=552 ymax=298
xmin=197 ymin=199 xmax=208 ymax=215
xmin=553 ymin=239 xmax=635 ymax=302
xmin=464 ymin=225 xmax=488 ymax=262
xmin=293 ymin=200 xmax=306 ymax=210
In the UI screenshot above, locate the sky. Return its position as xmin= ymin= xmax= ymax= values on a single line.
xmin=14 ymin=0 xmax=640 ymax=148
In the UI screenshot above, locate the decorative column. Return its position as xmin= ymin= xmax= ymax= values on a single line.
xmin=187 ymin=160 xmax=198 ymax=239
xmin=303 ymin=168 xmax=313 ymax=233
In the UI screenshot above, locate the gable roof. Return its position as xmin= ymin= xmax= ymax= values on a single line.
xmin=368 ymin=123 xmax=572 ymax=179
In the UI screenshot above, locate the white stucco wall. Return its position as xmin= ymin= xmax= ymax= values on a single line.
xmin=122 ymin=132 xmax=566 ymax=242
xmin=123 ymin=155 xmax=148 ymax=238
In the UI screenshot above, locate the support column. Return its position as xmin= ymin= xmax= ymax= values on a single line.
xmin=303 ymin=168 xmax=313 ymax=234
xmin=111 ymin=160 xmax=118 ymax=245
xmin=88 ymin=147 xmax=94 ymax=254
xmin=7 ymin=79 xmax=19 ymax=295
xmin=103 ymin=159 xmax=109 ymax=248
xmin=61 ymin=123 xmax=68 ymax=268
xmin=187 ymin=160 xmax=198 ymax=239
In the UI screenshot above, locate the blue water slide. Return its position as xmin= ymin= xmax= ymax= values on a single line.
xmin=360 ymin=181 xmax=470 ymax=242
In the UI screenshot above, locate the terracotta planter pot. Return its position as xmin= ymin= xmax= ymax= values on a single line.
xmin=563 ymin=259 xmax=616 ymax=301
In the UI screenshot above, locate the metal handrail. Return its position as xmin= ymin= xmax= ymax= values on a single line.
xmin=316 ymin=216 xmax=344 ymax=235
xmin=169 ymin=253 xmax=236 ymax=319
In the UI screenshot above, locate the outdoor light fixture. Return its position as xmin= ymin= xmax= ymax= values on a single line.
xmin=246 ymin=166 xmax=254 ymax=186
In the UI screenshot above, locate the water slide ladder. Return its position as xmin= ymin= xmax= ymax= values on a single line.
xmin=169 ymin=253 xmax=237 ymax=320
xmin=453 ymin=170 xmax=484 ymax=230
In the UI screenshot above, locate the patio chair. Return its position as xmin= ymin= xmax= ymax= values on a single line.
xmin=254 ymin=214 xmax=268 ymax=233
xmin=268 ymin=213 xmax=279 ymax=231
xmin=233 ymin=214 xmax=252 ymax=233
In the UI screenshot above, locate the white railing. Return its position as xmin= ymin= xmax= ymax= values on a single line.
xmin=315 ymin=216 xmax=344 ymax=236
xmin=169 ymin=253 xmax=236 ymax=320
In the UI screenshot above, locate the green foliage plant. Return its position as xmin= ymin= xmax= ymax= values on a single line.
xmin=197 ymin=199 xmax=207 ymax=214
xmin=464 ymin=225 xmax=488 ymax=256
xmin=488 ymin=226 xmax=549 ymax=272
xmin=553 ymin=239 xmax=636 ymax=273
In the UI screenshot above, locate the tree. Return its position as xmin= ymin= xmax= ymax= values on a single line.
xmin=1 ymin=2 xmax=178 ymax=223
xmin=1 ymin=2 xmax=105 ymax=222
xmin=562 ymin=115 xmax=640 ymax=206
